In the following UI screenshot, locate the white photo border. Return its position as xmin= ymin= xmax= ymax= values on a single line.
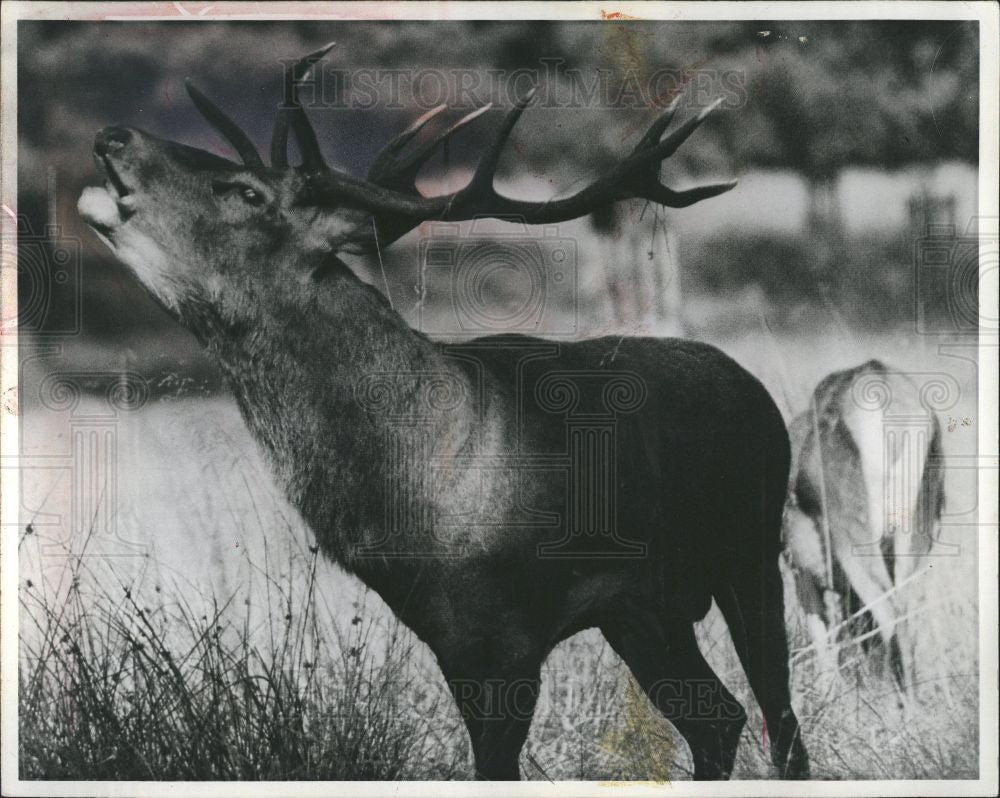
xmin=1 ymin=2 xmax=996 ymax=796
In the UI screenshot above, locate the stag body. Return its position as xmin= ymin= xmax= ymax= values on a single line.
xmin=78 ymin=48 xmax=808 ymax=780
xmin=180 ymin=256 xmax=802 ymax=779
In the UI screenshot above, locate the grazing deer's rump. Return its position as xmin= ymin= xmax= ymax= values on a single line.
xmin=77 ymin=46 xmax=809 ymax=780
xmin=783 ymin=360 xmax=944 ymax=690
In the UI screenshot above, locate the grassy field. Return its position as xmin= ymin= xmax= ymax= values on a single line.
xmin=17 ymin=323 xmax=980 ymax=780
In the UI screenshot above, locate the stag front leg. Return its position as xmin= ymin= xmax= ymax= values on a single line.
xmin=438 ymin=645 xmax=543 ymax=780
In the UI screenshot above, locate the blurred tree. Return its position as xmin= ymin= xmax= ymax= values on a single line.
xmin=472 ymin=21 xmax=979 ymax=237
xmin=717 ymin=21 xmax=979 ymax=233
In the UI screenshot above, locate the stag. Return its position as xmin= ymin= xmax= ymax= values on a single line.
xmin=78 ymin=45 xmax=809 ymax=780
xmin=783 ymin=360 xmax=945 ymax=691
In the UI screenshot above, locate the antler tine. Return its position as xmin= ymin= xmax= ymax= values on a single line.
xmin=608 ymin=97 xmax=735 ymax=208
xmin=185 ymin=79 xmax=263 ymax=167
xmin=647 ymin=97 xmax=725 ymax=164
xmin=464 ymin=87 xmax=536 ymax=197
xmin=290 ymin=52 xmax=333 ymax=172
xmin=639 ymin=180 xmax=739 ymax=208
xmin=636 ymin=95 xmax=682 ymax=150
xmin=368 ymin=104 xmax=448 ymax=182
xmin=369 ymin=104 xmax=493 ymax=191
xmin=272 ymin=41 xmax=335 ymax=170
xmin=270 ymin=111 xmax=290 ymax=167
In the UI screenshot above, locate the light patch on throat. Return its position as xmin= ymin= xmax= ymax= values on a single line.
xmin=113 ymin=228 xmax=187 ymax=312
xmin=79 ymin=185 xmax=189 ymax=311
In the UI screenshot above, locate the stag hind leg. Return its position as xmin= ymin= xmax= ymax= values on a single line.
xmin=715 ymin=561 xmax=810 ymax=779
xmin=600 ymin=605 xmax=747 ymax=780
xmin=711 ymin=416 xmax=810 ymax=778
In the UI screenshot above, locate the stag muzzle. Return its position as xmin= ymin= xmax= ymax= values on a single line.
xmin=94 ymin=127 xmax=136 ymax=197
xmin=95 ymin=126 xmax=133 ymax=158
xmin=78 ymin=126 xmax=148 ymax=237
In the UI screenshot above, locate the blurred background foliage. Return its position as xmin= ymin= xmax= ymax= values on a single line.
xmin=16 ymin=20 xmax=979 ymax=388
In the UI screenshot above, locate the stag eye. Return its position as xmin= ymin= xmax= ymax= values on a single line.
xmin=239 ymin=187 xmax=264 ymax=206
xmin=212 ymin=180 xmax=266 ymax=207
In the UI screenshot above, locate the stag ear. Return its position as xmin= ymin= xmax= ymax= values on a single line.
xmin=299 ymin=206 xmax=374 ymax=256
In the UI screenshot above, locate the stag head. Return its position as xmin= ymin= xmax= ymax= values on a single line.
xmin=78 ymin=43 xmax=736 ymax=316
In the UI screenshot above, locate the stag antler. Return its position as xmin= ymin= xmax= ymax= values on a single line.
xmin=368 ymin=103 xmax=492 ymax=190
xmin=296 ymin=51 xmax=735 ymax=245
xmin=185 ymin=80 xmax=264 ymax=167
xmin=271 ymin=41 xmax=336 ymax=170
xmin=187 ymin=47 xmax=737 ymax=250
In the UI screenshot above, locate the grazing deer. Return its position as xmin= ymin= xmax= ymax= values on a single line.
xmin=783 ymin=360 xmax=945 ymax=691
xmin=78 ymin=45 xmax=809 ymax=780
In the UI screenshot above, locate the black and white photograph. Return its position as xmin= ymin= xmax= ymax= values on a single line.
xmin=1 ymin=2 xmax=997 ymax=795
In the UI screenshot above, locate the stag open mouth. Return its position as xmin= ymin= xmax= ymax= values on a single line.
xmin=78 ymin=184 xmax=121 ymax=240
xmin=78 ymin=157 xmax=138 ymax=239
xmin=101 ymin=155 xmax=132 ymax=199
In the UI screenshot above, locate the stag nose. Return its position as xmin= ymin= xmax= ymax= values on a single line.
xmin=95 ymin=127 xmax=133 ymax=157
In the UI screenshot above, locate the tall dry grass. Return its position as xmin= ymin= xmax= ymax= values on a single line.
xmin=19 ymin=520 xmax=469 ymax=780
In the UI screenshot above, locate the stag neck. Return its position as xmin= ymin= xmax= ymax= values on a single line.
xmin=178 ymin=269 xmax=479 ymax=567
